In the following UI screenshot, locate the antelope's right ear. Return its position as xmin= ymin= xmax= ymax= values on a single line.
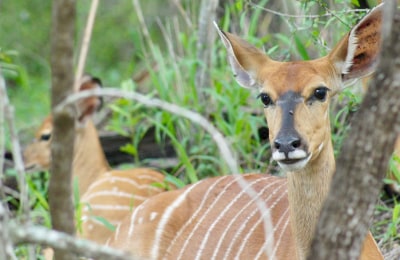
xmin=214 ymin=22 xmax=270 ymax=89
xmin=76 ymin=75 xmax=103 ymax=123
xmin=328 ymin=4 xmax=383 ymax=84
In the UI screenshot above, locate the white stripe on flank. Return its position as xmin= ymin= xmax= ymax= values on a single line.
xmin=112 ymin=222 xmax=122 ymax=242
xmin=82 ymin=190 xmax=148 ymax=202
xmin=83 ymin=217 xmax=120 ymax=227
xmin=254 ymin=208 xmax=290 ymax=259
xmin=83 ymin=204 xmax=132 ymax=211
xmin=267 ymin=214 xmax=290 ymax=259
xmin=234 ymin=187 xmax=288 ymax=260
xmin=223 ymin=181 xmax=287 ymax=259
xmin=151 ymin=183 xmax=199 ymax=260
xmin=210 ymin=177 xmax=282 ymax=260
xmin=165 ymin=176 xmax=229 ymax=257
xmin=195 ymin=177 xmax=268 ymax=260
xmin=128 ymin=203 xmax=145 ymax=237
xmin=176 ymin=176 xmax=243 ymax=260
xmin=86 ymin=176 xmax=162 ymax=194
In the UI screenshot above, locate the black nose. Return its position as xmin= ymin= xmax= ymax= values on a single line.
xmin=274 ymin=136 xmax=302 ymax=155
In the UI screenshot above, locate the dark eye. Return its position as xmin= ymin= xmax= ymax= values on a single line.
xmin=313 ymin=87 xmax=329 ymax=101
xmin=40 ymin=133 xmax=51 ymax=141
xmin=258 ymin=93 xmax=273 ymax=107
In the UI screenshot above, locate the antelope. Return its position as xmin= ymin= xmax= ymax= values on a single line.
xmin=23 ymin=75 xmax=172 ymax=245
xmin=106 ymin=4 xmax=384 ymax=260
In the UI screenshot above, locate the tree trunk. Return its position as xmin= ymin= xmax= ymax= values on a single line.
xmin=308 ymin=2 xmax=400 ymax=260
xmin=49 ymin=0 xmax=77 ymax=259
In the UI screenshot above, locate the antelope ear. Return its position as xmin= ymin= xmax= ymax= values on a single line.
xmin=76 ymin=75 xmax=103 ymax=123
xmin=214 ymin=22 xmax=269 ymax=89
xmin=329 ymin=4 xmax=383 ymax=84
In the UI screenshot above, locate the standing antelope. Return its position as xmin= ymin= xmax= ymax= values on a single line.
xmin=106 ymin=5 xmax=384 ymax=260
xmin=23 ymin=75 xmax=172 ymax=245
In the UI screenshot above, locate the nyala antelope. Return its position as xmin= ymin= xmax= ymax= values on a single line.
xmin=105 ymin=4 xmax=384 ymax=260
xmin=23 ymin=76 xmax=172 ymax=245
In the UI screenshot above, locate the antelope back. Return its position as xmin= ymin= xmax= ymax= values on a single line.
xmin=79 ymin=168 xmax=169 ymax=244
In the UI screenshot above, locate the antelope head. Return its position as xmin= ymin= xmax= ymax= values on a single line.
xmin=23 ymin=75 xmax=103 ymax=172
xmin=214 ymin=5 xmax=382 ymax=173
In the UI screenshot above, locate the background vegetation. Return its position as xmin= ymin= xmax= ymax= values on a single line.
xmin=1 ymin=0 xmax=398 ymax=258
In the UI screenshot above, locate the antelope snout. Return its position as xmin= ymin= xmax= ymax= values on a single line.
xmin=273 ymin=136 xmax=302 ymax=156
xmin=272 ymin=134 xmax=310 ymax=172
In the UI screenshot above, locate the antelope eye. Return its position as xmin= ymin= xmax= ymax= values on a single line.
xmin=313 ymin=87 xmax=329 ymax=101
xmin=40 ymin=133 xmax=51 ymax=141
xmin=258 ymin=93 xmax=273 ymax=107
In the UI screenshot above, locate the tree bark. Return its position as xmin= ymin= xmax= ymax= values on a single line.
xmin=308 ymin=2 xmax=400 ymax=260
xmin=49 ymin=0 xmax=77 ymax=259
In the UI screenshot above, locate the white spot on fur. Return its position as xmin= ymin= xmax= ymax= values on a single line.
xmin=150 ymin=212 xmax=158 ymax=221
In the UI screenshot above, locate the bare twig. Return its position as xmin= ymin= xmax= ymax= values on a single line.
xmin=55 ymin=87 xmax=240 ymax=174
xmin=0 ymin=203 xmax=17 ymax=260
xmin=0 ymin=73 xmax=7 ymax=206
xmin=7 ymin=221 xmax=136 ymax=260
xmin=74 ymin=0 xmax=99 ymax=90
xmin=0 ymin=72 xmax=18 ymax=260
xmin=0 ymin=69 xmax=32 ymax=259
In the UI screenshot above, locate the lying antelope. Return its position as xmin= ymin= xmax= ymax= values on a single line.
xmin=23 ymin=75 xmax=171 ymax=245
xmin=106 ymin=4 xmax=384 ymax=260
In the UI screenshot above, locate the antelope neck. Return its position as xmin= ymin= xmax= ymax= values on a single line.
xmin=286 ymin=138 xmax=335 ymax=260
xmin=72 ymin=120 xmax=110 ymax=195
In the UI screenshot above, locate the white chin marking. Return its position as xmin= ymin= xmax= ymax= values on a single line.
xmin=272 ymin=149 xmax=307 ymax=161
xmin=277 ymin=154 xmax=311 ymax=172
xmin=272 ymin=151 xmax=286 ymax=161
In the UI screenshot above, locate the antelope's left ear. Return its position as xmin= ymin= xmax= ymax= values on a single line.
xmin=328 ymin=4 xmax=383 ymax=84
xmin=76 ymin=75 xmax=103 ymax=123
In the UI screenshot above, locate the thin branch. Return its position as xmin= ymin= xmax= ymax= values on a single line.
xmin=7 ymin=222 xmax=135 ymax=260
xmin=0 ymin=69 xmax=33 ymax=259
xmin=55 ymin=87 xmax=240 ymax=174
xmin=0 ymin=72 xmax=8 ymax=206
xmin=0 ymin=74 xmax=18 ymax=260
xmin=74 ymin=0 xmax=99 ymax=90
